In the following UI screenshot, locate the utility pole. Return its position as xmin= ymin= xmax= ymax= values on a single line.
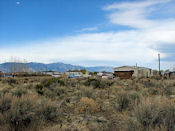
xmin=158 ymin=54 xmax=161 ymax=76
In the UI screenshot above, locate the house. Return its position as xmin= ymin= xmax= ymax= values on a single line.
xmin=82 ymin=72 xmax=91 ymax=78
xmin=66 ymin=70 xmax=83 ymax=78
xmin=97 ymin=72 xmax=114 ymax=79
xmin=42 ymin=71 xmax=62 ymax=77
xmin=97 ymin=72 xmax=103 ymax=77
xmin=169 ymin=72 xmax=175 ymax=78
xmin=101 ymin=73 xmax=114 ymax=79
xmin=114 ymin=66 xmax=153 ymax=79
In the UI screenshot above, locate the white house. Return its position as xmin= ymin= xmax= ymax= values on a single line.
xmin=43 ymin=71 xmax=62 ymax=77
xmin=66 ymin=70 xmax=83 ymax=78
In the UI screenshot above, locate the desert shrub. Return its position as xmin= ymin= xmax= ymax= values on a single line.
xmin=84 ymin=78 xmax=113 ymax=89
xmin=5 ymin=96 xmax=36 ymax=131
xmin=35 ymin=84 xmax=44 ymax=95
xmin=148 ymin=87 xmax=160 ymax=95
xmin=3 ymin=78 xmax=18 ymax=85
xmin=0 ymin=94 xmax=12 ymax=113
xmin=134 ymin=99 xmax=159 ymax=128
xmin=163 ymin=86 xmax=175 ymax=96
xmin=36 ymin=101 xmax=59 ymax=122
xmin=12 ymin=88 xmax=27 ymax=97
xmin=133 ymin=97 xmax=175 ymax=130
xmin=155 ymin=104 xmax=175 ymax=130
xmin=45 ymin=89 xmax=55 ymax=98
xmin=106 ymin=114 xmax=126 ymax=131
xmin=42 ymin=78 xmax=65 ymax=88
xmin=81 ymin=87 xmax=94 ymax=99
xmin=141 ymin=79 xmax=155 ymax=88
xmin=116 ymin=92 xmax=130 ymax=112
xmin=0 ymin=88 xmax=9 ymax=97
xmin=116 ymin=91 xmax=140 ymax=112
xmin=23 ymin=83 xmax=33 ymax=89
xmin=148 ymin=85 xmax=175 ymax=96
xmin=90 ymin=79 xmax=101 ymax=88
xmin=125 ymin=117 xmax=141 ymax=131
xmin=84 ymin=78 xmax=99 ymax=87
xmin=54 ymin=86 xmax=66 ymax=96
xmin=129 ymin=91 xmax=140 ymax=102
xmin=98 ymin=80 xmax=110 ymax=89
xmin=75 ymin=97 xmax=99 ymax=114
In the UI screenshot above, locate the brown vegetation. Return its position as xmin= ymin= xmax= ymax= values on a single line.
xmin=0 ymin=76 xmax=175 ymax=131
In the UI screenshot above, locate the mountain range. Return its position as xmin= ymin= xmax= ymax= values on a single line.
xmin=0 ymin=62 xmax=114 ymax=73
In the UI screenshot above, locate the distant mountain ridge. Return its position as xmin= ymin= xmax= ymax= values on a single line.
xmin=0 ymin=62 xmax=114 ymax=73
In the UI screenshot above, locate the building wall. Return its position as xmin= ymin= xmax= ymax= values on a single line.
xmin=169 ymin=72 xmax=175 ymax=78
xmin=133 ymin=68 xmax=152 ymax=77
xmin=114 ymin=71 xmax=133 ymax=79
xmin=66 ymin=71 xmax=83 ymax=77
xmin=114 ymin=66 xmax=153 ymax=78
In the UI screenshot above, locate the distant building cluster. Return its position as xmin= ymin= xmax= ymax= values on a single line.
xmin=0 ymin=61 xmax=175 ymax=79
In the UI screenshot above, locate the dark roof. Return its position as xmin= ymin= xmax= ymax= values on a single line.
xmin=67 ymin=70 xmax=81 ymax=72
xmin=114 ymin=70 xmax=134 ymax=72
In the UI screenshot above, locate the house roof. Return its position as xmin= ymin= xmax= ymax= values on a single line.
xmin=114 ymin=66 xmax=151 ymax=70
xmin=66 ymin=70 xmax=81 ymax=72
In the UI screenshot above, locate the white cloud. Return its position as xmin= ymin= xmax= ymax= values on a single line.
xmin=0 ymin=31 xmax=167 ymax=66
xmin=16 ymin=1 xmax=20 ymax=5
xmin=104 ymin=0 xmax=173 ymax=29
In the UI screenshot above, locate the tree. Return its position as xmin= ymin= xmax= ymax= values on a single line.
xmin=93 ymin=72 xmax=98 ymax=75
xmin=80 ymin=69 xmax=86 ymax=74
xmin=165 ymin=69 xmax=170 ymax=73
xmin=102 ymin=70 xmax=106 ymax=73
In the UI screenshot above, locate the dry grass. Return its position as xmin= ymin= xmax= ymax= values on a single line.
xmin=0 ymin=76 xmax=175 ymax=130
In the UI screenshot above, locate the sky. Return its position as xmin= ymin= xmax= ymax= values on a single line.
xmin=0 ymin=0 xmax=175 ymax=70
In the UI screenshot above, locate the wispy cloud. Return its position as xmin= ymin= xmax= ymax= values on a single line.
xmin=79 ymin=27 xmax=98 ymax=32
xmin=103 ymin=0 xmax=173 ymax=29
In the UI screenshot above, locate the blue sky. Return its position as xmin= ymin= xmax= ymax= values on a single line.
xmin=0 ymin=0 xmax=175 ymax=70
